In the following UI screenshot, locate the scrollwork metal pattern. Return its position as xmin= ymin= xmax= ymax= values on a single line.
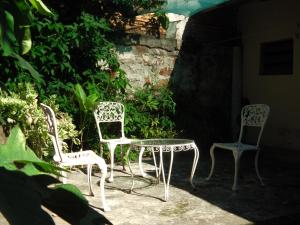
xmin=94 ymin=101 xmax=124 ymax=122
xmin=241 ymin=104 xmax=270 ymax=127
xmin=132 ymin=140 xmax=196 ymax=153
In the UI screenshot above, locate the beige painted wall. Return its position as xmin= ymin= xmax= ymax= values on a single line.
xmin=238 ymin=0 xmax=300 ymax=150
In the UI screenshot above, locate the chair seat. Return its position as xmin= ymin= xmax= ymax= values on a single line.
xmin=59 ymin=151 xmax=105 ymax=166
xmin=214 ymin=142 xmax=258 ymax=151
xmin=101 ymin=138 xmax=132 ymax=145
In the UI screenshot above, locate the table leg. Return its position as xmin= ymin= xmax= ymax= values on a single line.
xmin=158 ymin=150 xmax=163 ymax=184
xmin=159 ymin=146 xmax=168 ymax=201
xmin=151 ymin=148 xmax=159 ymax=178
xmin=165 ymin=147 xmax=174 ymax=201
xmin=126 ymin=145 xmax=134 ymax=193
xmin=138 ymin=146 xmax=146 ymax=177
xmin=190 ymin=142 xmax=200 ymax=188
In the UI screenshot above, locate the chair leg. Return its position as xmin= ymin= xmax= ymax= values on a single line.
xmin=126 ymin=146 xmax=135 ymax=194
xmin=232 ymin=150 xmax=242 ymax=191
xmin=255 ymin=150 xmax=264 ymax=186
xmin=139 ymin=147 xmax=147 ymax=177
xmin=87 ymin=164 xmax=94 ymax=196
xmin=107 ymin=143 xmax=117 ymax=183
xmin=120 ymin=145 xmax=126 ymax=171
xmin=206 ymin=144 xmax=216 ymax=180
xmin=97 ymin=158 xmax=111 ymax=212
xmin=190 ymin=143 xmax=200 ymax=188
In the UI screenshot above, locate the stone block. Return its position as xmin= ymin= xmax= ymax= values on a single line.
xmin=156 ymin=79 xmax=170 ymax=88
xmin=159 ymin=67 xmax=173 ymax=77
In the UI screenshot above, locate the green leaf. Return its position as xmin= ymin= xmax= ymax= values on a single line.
xmin=11 ymin=52 xmax=45 ymax=85
xmin=28 ymin=0 xmax=52 ymax=16
xmin=20 ymin=26 xmax=32 ymax=54
xmin=74 ymin=83 xmax=87 ymax=112
xmin=86 ymin=93 xmax=99 ymax=111
xmin=0 ymin=10 xmax=16 ymax=56
xmin=12 ymin=0 xmax=33 ymax=26
xmin=19 ymin=162 xmax=42 ymax=176
xmin=0 ymin=126 xmax=62 ymax=176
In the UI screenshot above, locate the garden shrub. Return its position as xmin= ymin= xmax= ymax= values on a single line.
xmin=0 ymin=10 xmax=178 ymax=162
xmin=125 ymin=84 xmax=177 ymax=139
xmin=0 ymin=83 xmax=79 ymax=159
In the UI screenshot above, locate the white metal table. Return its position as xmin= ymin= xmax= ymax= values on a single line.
xmin=126 ymin=138 xmax=199 ymax=201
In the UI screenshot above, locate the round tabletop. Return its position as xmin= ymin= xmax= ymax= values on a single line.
xmin=130 ymin=138 xmax=196 ymax=152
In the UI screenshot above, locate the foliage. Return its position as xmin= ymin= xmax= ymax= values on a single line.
xmin=73 ymin=83 xmax=99 ymax=148
xmin=0 ymin=0 xmax=52 ymax=84
xmin=112 ymin=0 xmax=166 ymax=17
xmin=0 ymin=126 xmax=97 ymax=224
xmin=125 ymin=84 xmax=177 ymax=139
xmin=0 ymin=126 xmax=61 ymax=176
xmin=0 ymin=0 xmax=52 ymax=56
xmin=0 ymin=83 xmax=79 ymax=158
xmin=0 ymin=10 xmax=177 ymax=162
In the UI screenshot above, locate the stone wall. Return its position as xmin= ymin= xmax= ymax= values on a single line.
xmin=115 ymin=13 xmax=188 ymax=89
xmin=117 ymin=39 xmax=178 ymax=89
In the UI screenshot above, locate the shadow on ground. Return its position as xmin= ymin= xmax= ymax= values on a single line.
xmin=0 ymin=168 xmax=112 ymax=225
xmin=135 ymin=149 xmax=300 ymax=225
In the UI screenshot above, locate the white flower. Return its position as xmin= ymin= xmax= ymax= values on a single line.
xmin=96 ymin=59 xmax=110 ymax=71
xmin=7 ymin=118 xmax=15 ymax=123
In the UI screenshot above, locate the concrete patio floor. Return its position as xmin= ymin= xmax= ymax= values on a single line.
xmin=2 ymin=149 xmax=300 ymax=225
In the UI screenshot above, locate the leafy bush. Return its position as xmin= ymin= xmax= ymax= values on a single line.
xmin=125 ymin=84 xmax=177 ymax=139
xmin=0 ymin=11 xmax=177 ymax=162
xmin=0 ymin=83 xmax=79 ymax=159
xmin=0 ymin=126 xmax=92 ymax=224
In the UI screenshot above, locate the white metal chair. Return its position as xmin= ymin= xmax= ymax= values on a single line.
xmin=206 ymin=104 xmax=270 ymax=191
xmin=94 ymin=101 xmax=134 ymax=182
xmin=41 ymin=103 xmax=110 ymax=211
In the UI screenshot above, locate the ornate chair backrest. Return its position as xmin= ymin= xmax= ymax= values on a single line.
xmin=40 ymin=103 xmax=64 ymax=162
xmin=94 ymin=101 xmax=126 ymax=141
xmin=238 ymin=104 xmax=270 ymax=147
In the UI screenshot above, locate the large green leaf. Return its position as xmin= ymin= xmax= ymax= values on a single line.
xmin=86 ymin=93 xmax=99 ymax=112
xmin=0 ymin=126 xmax=62 ymax=176
xmin=0 ymin=9 xmax=16 ymax=56
xmin=20 ymin=26 xmax=32 ymax=54
xmin=12 ymin=0 xmax=34 ymax=55
xmin=0 ymin=0 xmax=52 ymax=55
xmin=74 ymin=83 xmax=87 ymax=112
xmin=11 ymin=52 xmax=45 ymax=84
xmin=28 ymin=0 xmax=52 ymax=16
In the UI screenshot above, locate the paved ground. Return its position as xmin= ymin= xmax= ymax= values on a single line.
xmin=1 ymin=149 xmax=300 ymax=225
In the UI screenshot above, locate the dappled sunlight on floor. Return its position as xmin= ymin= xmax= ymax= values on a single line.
xmin=57 ymin=151 xmax=300 ymax=225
